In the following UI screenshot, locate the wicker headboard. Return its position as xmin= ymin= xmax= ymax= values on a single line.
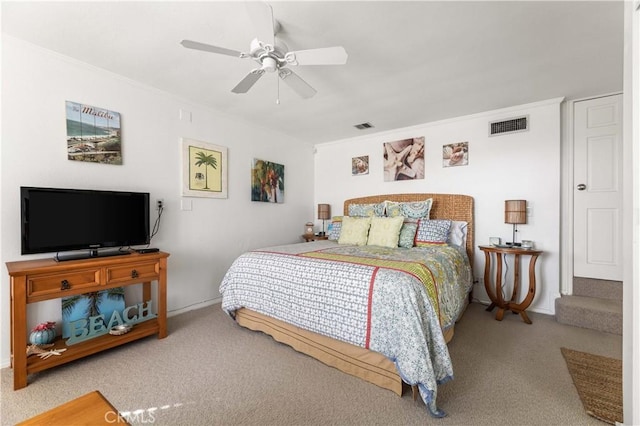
xmin=343 ymin=193 xmax=475 ymax=264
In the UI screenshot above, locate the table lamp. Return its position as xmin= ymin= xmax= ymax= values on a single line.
xmin=505 ymin=200 xmax=527 ymax=246
xmin=317 ymin=204 xmax=331 ymax=236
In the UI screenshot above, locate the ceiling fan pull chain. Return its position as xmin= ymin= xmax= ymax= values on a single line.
xmin=276 ymin=74 xmax=280 ymax=105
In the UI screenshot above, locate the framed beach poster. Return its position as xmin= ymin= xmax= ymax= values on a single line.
xmin=182 ymin=138 xmax=228 ymax=198
xmin=66 ymin=101 xmax=122 ymax=165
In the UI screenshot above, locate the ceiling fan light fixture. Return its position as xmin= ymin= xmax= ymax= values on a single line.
xmin=262 ymin=57 xmax=277 ymax=73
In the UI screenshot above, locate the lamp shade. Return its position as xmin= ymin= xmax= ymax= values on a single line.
xmin=505 ymin=200 xmax=527 ymax=225
xmin=317 ymin=204 xmax=331 ymax=220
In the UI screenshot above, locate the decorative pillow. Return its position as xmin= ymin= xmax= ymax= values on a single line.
xmin=348 ymin=202 xmax=385 ymax=217
xmin=366 ymin=216 xmax=405 ymax=248
xmin=385 ymin=199 xmax=433 ymax=219
xmin=447 ymin=220 xmax=468 ymax=248
xmin=338 ymin=216 xmax=372 ymax=246
xmin=398 ymin=219 xmax=419 ymax=248
xmin=415 ymin=219 xmax=452 ymax=246
xmin=328 ymin=216 xmax=343 ymax=241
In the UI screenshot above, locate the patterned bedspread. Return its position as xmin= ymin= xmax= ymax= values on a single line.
xmin=220 ymin=241 xmax=472 ymax=416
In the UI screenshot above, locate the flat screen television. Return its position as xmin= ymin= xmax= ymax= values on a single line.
xmin=21 ymin=186 xmax=150 ymax=261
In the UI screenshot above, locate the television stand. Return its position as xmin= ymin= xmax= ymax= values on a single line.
xmin=6 ymin=251 xmax=169 ymax=390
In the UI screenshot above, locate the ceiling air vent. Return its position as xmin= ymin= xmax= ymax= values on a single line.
xmin=489 ymin=115 xmax=529 ymax=136
xmin=354 ymin=122 xmax=374 ymax=130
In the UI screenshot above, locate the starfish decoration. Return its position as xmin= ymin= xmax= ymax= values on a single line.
xmin=26 ymin=344 xmax=67 ymax=359
xmin=384 ymin=144 xmax=415 ymax=180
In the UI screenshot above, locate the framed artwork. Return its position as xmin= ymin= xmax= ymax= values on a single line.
xmin=383 ymin=137 xmax=424 ymax=181
xmin=352 ymin=156 xmax=369 ymax=175
xmin=65 ymin=101 xmax=122 ymax=165
xmin=443 ymin=141 xmax=469 ymax=167
xmin=251 ymin=158 xmax=284 ymax=203
xmin=181 ymin=138 xmax=228 ymax=198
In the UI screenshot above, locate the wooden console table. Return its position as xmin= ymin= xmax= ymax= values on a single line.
xmin=6 ymin=251 xmax=169 ymax=390
xmin=478 ymin=245 xmax=542 ymax=324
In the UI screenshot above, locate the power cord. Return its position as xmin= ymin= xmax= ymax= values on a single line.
xmin=150 ymin=204 xmax=164 ymax=241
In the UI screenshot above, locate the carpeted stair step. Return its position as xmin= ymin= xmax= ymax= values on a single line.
xmin=572 ymin=277 xmax=622 ymax=301
xmin=555 ymin=295 xmax=622 ymax=335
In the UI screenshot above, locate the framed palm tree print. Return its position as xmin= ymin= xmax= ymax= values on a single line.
xmin=181 ymin=138 xmax=228 ymax=198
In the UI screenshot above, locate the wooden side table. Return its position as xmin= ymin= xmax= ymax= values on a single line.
xmin=478 ymin=245 xmax=543 ymax=324
xmin=302 ymin=234 xmax=329 ymax=242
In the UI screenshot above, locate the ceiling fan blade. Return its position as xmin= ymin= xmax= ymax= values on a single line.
xmin=245 ymin=1 xmax=275 ymax=47
xmin=287 ymin=46 xmax=348 ymax=66
xmin=279 ymin=69 xmax=317 ymax=99
xmin=180 ymin=40 xmax=243 ymax=58
xmin=231 ymin=70 xmax=265 ymax=94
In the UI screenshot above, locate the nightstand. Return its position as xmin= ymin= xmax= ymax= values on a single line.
xmin=478 ymin=245 xmax=543 ymax=324
xmin=302 ymin=234 xmax=329 ymax=242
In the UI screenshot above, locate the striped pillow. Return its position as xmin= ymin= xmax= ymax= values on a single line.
xmin=415 ymin=219 xmax=452 ymax=246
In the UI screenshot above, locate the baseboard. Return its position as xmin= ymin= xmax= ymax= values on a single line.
xmin=167 ymin=297 xmax=221 ymax=317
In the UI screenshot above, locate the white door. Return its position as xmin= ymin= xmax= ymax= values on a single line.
xmin=573 ymin=94 xmax=623 ymax=281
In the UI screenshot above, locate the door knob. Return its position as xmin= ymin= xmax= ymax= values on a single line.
xmin=577 ymin=184 xmax=586 ymax=191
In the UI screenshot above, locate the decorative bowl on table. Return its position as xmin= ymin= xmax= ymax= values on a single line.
xmin=109 ymin=324 xmax=132 ymax=336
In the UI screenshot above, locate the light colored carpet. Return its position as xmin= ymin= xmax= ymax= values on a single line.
xmin=561 ymin=347 xmax=623 ymax=424
xmin=1 ymin=302 xmax=622 ymax=425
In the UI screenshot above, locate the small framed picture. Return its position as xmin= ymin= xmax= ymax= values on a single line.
xmin=443 ymin=141 xmax=469 ymax=167
xmin=352 ymin=156 xmax=369 ymax=175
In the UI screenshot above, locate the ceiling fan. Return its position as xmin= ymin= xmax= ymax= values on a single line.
xmin=180 ymin=1 xmax=348 ymax=100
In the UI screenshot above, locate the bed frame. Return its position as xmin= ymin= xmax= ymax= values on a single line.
xmin=235 ymin=193 xmax=474 ymax=398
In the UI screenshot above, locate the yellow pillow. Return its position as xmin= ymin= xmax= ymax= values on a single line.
xmin=338 ymin=216 xmax=372 ymax=246
xmin=367 ymin=216 xmax=405 ymax=248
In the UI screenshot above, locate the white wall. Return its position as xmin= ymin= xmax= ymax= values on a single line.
xmin=0 ymin=37 xmax=315 ymax=367
xmin=314 ymin=98 xmax=563 ymax=316
xmin=622 ymin=2 xmax=639 ymax=424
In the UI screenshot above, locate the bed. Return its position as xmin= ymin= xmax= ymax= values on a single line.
xmin=220 ymin=193 xmax=474 ymax=417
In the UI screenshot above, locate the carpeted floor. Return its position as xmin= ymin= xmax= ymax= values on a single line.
xmin=561 ymin=347 xmax=623 ymax=424
xmin=1 ymin=302 xmax=623 ymax=425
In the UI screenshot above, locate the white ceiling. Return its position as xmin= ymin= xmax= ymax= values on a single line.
xmin=1 ymin=1 xmax=624 ymax=145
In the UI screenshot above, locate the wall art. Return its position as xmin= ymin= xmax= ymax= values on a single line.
xmin=66 ymin=101 xmax=122 ymax=164
xmin=443 ymin=141 xmax=469 ymax=167
xmin=352 ymin=155 xmax=369 ymax=175
xmin=251 ymin=158 xmax=285 ymax=203
xmin=61 ymin=288 xmax=124 ymax=339
xmin=383 ymin=137 xmax=424 ymax=181
xmin=181 ymin=138 xmax=228 ymax=198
